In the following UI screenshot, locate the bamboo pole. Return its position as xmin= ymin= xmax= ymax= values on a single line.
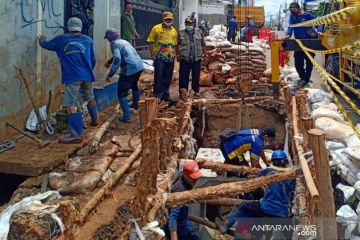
xmin=89 ymin=113 xmax=118 ymax=154
xmin=292 ymin=96 xmax=319 ymax=200
xmin=197 ymin=160 xmax=260 ymax=175
xmin=78 ymin=145 xmax=142 ymax=222
xmin=301 ymin=117 xmax=314 ymax=152
xmin=308 ymin=129 xmax=337 ymax=239
xmin=166 ymin=169 xmax=300 ymax=207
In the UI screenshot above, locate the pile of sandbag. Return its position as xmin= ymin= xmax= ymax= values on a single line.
xmin=199 ymin=25 xmax=268 ymax=87
xmin=306 ymin=89 xmax=360 ymax=238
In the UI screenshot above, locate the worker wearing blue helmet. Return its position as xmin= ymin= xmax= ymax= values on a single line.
xmin=217 ymin=150 xmax=296 ymax=238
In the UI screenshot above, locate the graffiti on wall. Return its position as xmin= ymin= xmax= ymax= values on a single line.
xmin=21 ymin=0 xmax=63 ymax=30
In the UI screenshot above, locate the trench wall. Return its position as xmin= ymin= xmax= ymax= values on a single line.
xmin=193 ymin=104 xmax=286 ymax=148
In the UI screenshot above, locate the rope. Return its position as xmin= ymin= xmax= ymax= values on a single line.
xmin=295 ymin=39 xmax=360 ymax=139
xmin=289 ymin=6 xmax=356 ymax=28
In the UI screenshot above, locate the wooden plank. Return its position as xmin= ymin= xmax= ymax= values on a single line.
xmin=308 ymin=129 xmax=337 ymax=239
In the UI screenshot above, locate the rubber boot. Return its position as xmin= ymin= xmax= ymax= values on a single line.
xmin=130 ymin=90 xmax=140 ymax=110
xmin=119 ymin=97 xmax=132 ymax=122
xmin=87 ymin=102 xmax=99 ymax=126
xmin=59 ymin=112 xmax=83 ymax=144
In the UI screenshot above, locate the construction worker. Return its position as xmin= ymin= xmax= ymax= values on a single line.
xmin=38 ymin=17 xmax=98 ymax=144
xmin=219 ymin=128 xmax=276 ymax=169
xmin=121 ymin=2 xmax=141 ymax=46
xmin=190 ymin=12 xmax=197 ymax=28
xmin=104 ymin=28 xmax=144 ymax=122
xmin=227 ymin=15 xmax=238 ymax=42
xmin=217 ymin=150 xmax=296 ymax=239
xmin=165 ymin=161 xmax=202 ymax=240
xmin=178 ymin=17 xmax=208 ymax=98
xmin=147 ymin=11 xmax=178 ymax=103
xmin=285 ymin=2 xmax=323 ymax=88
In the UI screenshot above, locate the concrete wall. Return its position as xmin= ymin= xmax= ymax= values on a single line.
xmin=0 ymin=0 xmax=120 ymax=142
xmin=198 ymin=3 xmax=227 ymax=26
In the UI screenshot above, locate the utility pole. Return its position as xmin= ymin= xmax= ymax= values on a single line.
xmin=278 ymin=4 xmax=282 ymax=30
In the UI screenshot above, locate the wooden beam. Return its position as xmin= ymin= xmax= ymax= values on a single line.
xmin=166 ymin=169 xmax=300 ymax=207
xmin=197 ymin=160 xmax=260 ymax=175
xmin=292 ymin=97 xmax=319 ymax=200
xmin=144 ymin=97 xmax=159 ymax=125
xmin=193 ymin=96 xmax=273 ymax=105
xmin=308 ymin=129 xmax=337 ymax=238
xmin=147 ymin=153 xmax=179 ymax=222
xmin=198 ymin=198 xmax=245 ymax=206
xmin=78 ymin=145 xmax=142 ymax=223
xmin=89 ymin=113 xmax=118 ymax=153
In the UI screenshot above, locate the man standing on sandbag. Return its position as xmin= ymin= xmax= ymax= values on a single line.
xmin=38 ymin=17 xmax=98 ymax=144
xmin=219 ymin=128 xmax=276 ymax=171
xmin=147 ymin=11 xmax=178 ymax=104
xmin=164 ymin=161 xmax=202 ymax=240
xmin=104 ymin=28 xmax=144 ymax=122
xmin=217 ymin=150 xmax=296 ymax=239
xmin=285 ymin=2 xmax=323 ymax=88
xmin=227 ymin=15 xmax=238 ymax=42
xmin=178 ymin=17 xmax=208 ymax=99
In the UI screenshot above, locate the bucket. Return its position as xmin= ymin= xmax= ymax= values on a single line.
xmin=55 ymin=108 xmax=69 ymax=134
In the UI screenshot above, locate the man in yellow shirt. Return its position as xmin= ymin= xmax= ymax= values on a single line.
xmin=147 ymin=11 xmax=178 ymax=103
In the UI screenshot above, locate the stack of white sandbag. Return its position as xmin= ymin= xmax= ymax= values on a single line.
xmin=307 ymin=89 xmax=360 ymax=238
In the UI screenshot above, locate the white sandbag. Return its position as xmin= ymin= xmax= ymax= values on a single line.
xmin=280 ymin=66 xmax=297 ymax=77
xmin=344 ymin=146 xmax=360 ymax=163
xmin=307 ymin=89 xmax=333 ymax=103
xmin=221 ymin=64 xmax=231 ymax=74
xmin=0 ymin=191 xmax=62 ymax=240
xmin=315 ymin=117 xmax=354 ymax=142
xmin=143 ymin=64 xmax=154 ymax=74
xmin=336 ymin=205 xmax=359 ymax=239
xmin=311 ymin=107 xmax=344 ymax=122
xmin=284 ymin=72 xmax=300 ymax=83
xmin=312 ymin=99 xmax=338 ymax=112
xmin=345 ymin=134 xmax=360 ymax=148
xmin=337 ymin=184 xmax=356 ymax=202
xmin=326 ymin=141 xmax=346 ymax=150
xmin=354 ymin=181 xmax=360 ymax=198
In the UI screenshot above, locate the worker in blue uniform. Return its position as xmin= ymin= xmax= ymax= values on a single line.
xmin=219 ymin=128 xmax=276 ymax=169
xmin=38 ymin=17 xmax=98 ymax=144
xmin=227 ymin=15 xmax=238 ymax=42
xmin=165 ymin=161 xmax=202 ymax=240
xmin=217 ymin=150 xmax=296 ymax=239
xmin=285 ymin=2 xmax=323 ymax=88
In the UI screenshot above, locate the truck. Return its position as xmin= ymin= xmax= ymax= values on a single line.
xmin=232 ymin=6 xmax=265 ymax=28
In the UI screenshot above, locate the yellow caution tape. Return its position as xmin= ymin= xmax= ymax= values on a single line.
xmin=326 ymin=72 xmax=360 ymax=99
xmin=290 ymin=7 xmax=356 ymax=28
xmin=299 ymin=43 xmax=353 ymax=54
xmin=295 ymin=39 xmax=360 ymax=139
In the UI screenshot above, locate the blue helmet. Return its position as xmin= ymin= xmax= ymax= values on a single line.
xmin=271 ymin=150 xmax=289 ymax=166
